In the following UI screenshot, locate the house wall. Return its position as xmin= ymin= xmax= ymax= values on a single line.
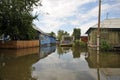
xmin=100 ymin=29 xmax=120 ymax=46
xmin=88 ymin=29 xmax=97 ymax=47
xmin=40 ymin=34 xmax=50 ymax=45
xmin=108 ymin=31 xmax=120 ymax=45
xmin=39 ymin=34 xmax=56 ymax=45
xmin=80 ymin=36 xmax=88 ymax=42
xmin=50 ymin=37 xmax=56 ymax=44
xmin=88 ymin=29 xmax=120 ymax=47
xmin=61 ymin=35 xmax=74 ymax=44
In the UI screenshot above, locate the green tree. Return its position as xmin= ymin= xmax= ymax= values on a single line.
xmin=57 ymin=30 xmax=69 ymax=40
xmin=49 ymin=32 xmax=56 ymax=37
xmin=64 ymin=31 xmax=69 ymax=35
xmin=72 ymin=28 xmax=81 ymax=40
xmin=57 ymin=30 xmax=64 ymax=40
xmin=0 ymin=0 xmax=41 ymax=40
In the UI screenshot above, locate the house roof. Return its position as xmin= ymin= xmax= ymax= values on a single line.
xmin=33 ymin=26 xmax=47 ymax=35
xmin=33 ymin=26 xmax=56 ymax=39
xmin=86 ymin=18 xmax=120 ymax=34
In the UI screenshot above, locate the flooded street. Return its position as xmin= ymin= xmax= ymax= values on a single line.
xmin=0 ymin=45 xmax=120 ymax=80
xmin=0 ymin=0 xmax=120 ymax=80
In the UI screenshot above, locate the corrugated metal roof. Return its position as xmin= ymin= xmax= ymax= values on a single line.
xmin=33 ymin=26 xmax=47 ymax=34
xmin=86 ymin=18 xmax=120 ymax=34
xmin=92 ymin=18 xmax=120 ymax=28
xmin=33 ymin=26 xmax=56 ymax=39
xmin=33 ymin=26 xmax=52 ymax=36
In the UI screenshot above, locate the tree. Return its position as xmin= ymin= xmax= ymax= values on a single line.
xmin=49 ymin=32 xmax=56 ymax=37
xmin=57 ymin=30 xmax=63 ymax=40
xmin=72 ymin=28 xmax=81 ymax=40
xmin=0 ymin=0 xmax=41 ymax=40
xmin=57 ymin=30 xmax=69 ymax=40
xmin=64 ymin=31 xmax=69 ymax=35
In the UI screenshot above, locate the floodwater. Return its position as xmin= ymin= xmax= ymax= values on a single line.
xmin=0 ymin=45 xmax=120 ymax=80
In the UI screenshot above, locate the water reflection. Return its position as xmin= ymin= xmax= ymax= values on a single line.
xmin=86 ymin=49 xmax=120 ymax=68
xmin=97 ymin=51 xmax=100 ymax=80
xmin=57 ymin=45 xmax=87 ymax=59
xmin=39 ymin=46 xmax=56 ymax=59
xmin=32 ymin=46 xmax=120 ymax=80
xmin=72 ymin=44 xmax=82 ymax=58
xmin=57 ymin=45 xmax=81 ymax=58
xmin=86 ymin=49 xmax=120 ymax=80
xmin=0 ymin=45 xmax=120 ymax=80
xmin=57 ymin=46 xmax=72 ymax=58
xmin=32 ymin=46 xmax=97 ymax=80
xmin=0 ymin=48 xmax=39 ymax=80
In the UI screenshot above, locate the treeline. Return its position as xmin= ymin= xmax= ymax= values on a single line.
xmin=49 ymin=28 xmax=81 ymax=41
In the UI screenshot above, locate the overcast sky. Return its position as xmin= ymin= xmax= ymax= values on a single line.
xmin=33 ymin=0 xmax=120 ymax=36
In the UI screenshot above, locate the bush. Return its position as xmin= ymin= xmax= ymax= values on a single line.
xmin=100 ymin=40 xmax=112 ymax=51
xmin=73 ymin=40 xmax=80 ymax=46
xmin=73 ymin=40 xmax=87 ymax=48
xmin=80 ymin=41 xmax=87 ymax=48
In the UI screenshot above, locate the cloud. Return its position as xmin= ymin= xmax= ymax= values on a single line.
xmin=33 ymin=0 xmax=97 ymax=33
xmin=32 ymin=0 xmax=120 ymax=35
xmin=79 ymin=20 xmax=97 ymax=36
xmin=77 ymin=2 xmax=120 ymax=35
xmin=40 ymin=0 xmax=97 ymax=18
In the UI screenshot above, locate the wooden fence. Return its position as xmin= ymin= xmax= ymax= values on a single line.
xmin=0 ymin=40 xmax=39 ymax=49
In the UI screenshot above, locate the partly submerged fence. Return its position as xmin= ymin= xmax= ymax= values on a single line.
xmin=0 ymin=40 xmax=39 ymax=49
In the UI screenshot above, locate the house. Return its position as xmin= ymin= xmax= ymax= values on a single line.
xmin=33 ymin=26 xmax=56 ymax=46
xmin=80 ymin=36 xmax=88 ymax=43
xmin=0 ymin=26 xmax=56 ymax=49
xmin=39 ymin=33 xmax=56 ymax=46
xmin=86 ymin=18 xmax=120 ymax=48
xmin=61 ymin=35 xmax=74 ymax=43
xmin=60 ymin=35 xmax=74 ymax=46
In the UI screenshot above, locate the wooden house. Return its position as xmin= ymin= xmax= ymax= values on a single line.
xmin=86 ymin=18 xmax=120 ymax=48
xmin=33 ymin=26 xmax=56 ymax=46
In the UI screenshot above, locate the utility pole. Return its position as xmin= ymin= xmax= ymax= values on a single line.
xmin=97 ymin=0 xmax=101 ymax=51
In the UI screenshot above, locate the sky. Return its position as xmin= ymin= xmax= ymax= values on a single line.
xmin=32 ymin=0 xmax=120 ymax=36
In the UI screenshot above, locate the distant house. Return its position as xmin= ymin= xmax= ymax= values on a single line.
xmin=39 ymin=33 xmax=56 ymax=45
xmin=86 ymin=18 xmax=120 ymax=47
xmin=80 ymin=36 xmax=88 ymax=43
xmin=33 ymin=26 xmax=56 ymax=46
xmin=60 ymin=35 xmax=74 ymax=46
